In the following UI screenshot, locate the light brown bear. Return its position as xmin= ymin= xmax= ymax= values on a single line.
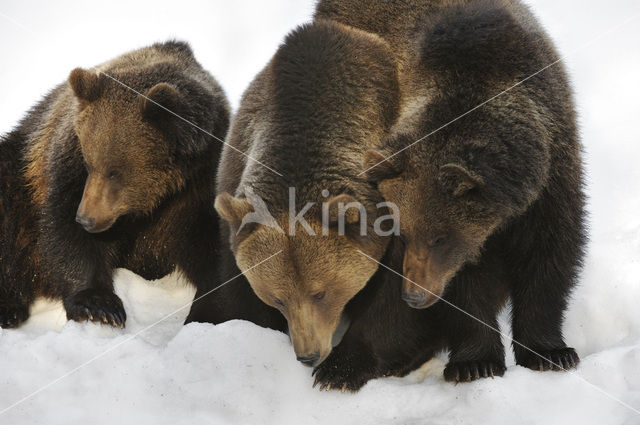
xmin=0 ymin=41 xmax=229 ymax=327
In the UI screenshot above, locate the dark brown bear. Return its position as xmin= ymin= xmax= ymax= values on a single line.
xmin=363 ymin=0 xmax=584 ymax=381
xmin=189 ymin=0 xmax=584 ymax=392
xmin=187 ymin=20 xmax=401 ymax=368
xmin=187 ymin=18 xmax=460 ymax=392
xmin=0 ymin=41 xmax=229 ymax=328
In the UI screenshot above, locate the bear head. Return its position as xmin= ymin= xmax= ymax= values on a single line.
xmin=363 ymin=94 xmax=549 ymax=309
xmin=363 ymin=136 xmax=501 ymax=309
xmin=215 ymin=189 xmax=394 ymax=366
xmin=68 ymin=67 xmax=209 ymax=233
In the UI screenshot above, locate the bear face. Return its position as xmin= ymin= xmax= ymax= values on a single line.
xmin=69 ymin=69 xmax=187 ymax=233
xmin=364 ymin=147 xmax=501 ymax=309
xmin=216 ymin=192 xmax=390 ymax=366
xmin=363 ymin=83 xmax=550 ymax=310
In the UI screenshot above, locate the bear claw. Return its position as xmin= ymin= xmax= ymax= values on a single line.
xmin=312 ymin=356 xmax=376 ymax=392
xmin=0 ymin=303 xmax=30 ymax=328
xmin=65 ymin=288 xmax=126 ymax=328
xmin=520 ymin=347 xmax=579 ymax=372
xmin=444 ymin=360 xmax=506 ymax=383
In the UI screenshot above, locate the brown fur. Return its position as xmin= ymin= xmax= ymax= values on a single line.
xmin=0 ymin=41 xmax=230 ymax=328
xmin=290 ymin=0 xmax=585 ymax=390
xmin=24 ymin=95 xmax=76 ymax=207
xmin=214 ymin=20 xmax=400 ymax=366
xmin=315 ymin=0 xmax=462 ymax=135
xmin=72 ymin=76 xmax=189 ymax=231
xmin=363 ymin=0 xmax=584 ymax=380
xmin=234 ymin=217 xmax=382 ymax=361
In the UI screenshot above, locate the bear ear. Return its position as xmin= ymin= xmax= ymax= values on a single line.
xmin=141 ymin=83 xmax=208 ymax=156
xmin=214 ymin=192 xmax=254 ymax=228
xmin=326 ymin=194 xmax=362 ymax=225
xmin=68 ymin=68 xmax=105 ymax=108
xmin=324 ymin=194 xmax=368 ymax=238
xmin=362 ymin=149 xmax=402 ymax=183
xmin=140 ymin=83 xmax=185 ymax=123
xmin=438 ymin=163 xmax=484 ymax=197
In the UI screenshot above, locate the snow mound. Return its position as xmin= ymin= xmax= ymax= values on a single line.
xmin=1 ymin=256 xmax=639 ymax=424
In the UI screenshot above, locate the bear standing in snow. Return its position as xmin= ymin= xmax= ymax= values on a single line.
xmin=0 ymin=41 xmax=229 ymax=328
xmin=196 ymin=19 xmax=453 ymax=392
xmin=363 ymin=0 xmax=584 ymax=379
xmin=193 ymin=20 xmax=401 ymax=367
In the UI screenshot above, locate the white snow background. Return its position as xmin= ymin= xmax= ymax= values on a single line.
xmin=1 ymin=1 xmax=639 ymax=424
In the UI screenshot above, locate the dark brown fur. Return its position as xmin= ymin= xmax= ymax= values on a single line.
xmin=0 ymin=41 xmax=230 ymax=328
xmin=187 ymin=20 xmax=400 ymax=367
xmin=364 ymin=0 xmax=585 ymax=381
xmin=189 ymin=0 xmax=583 ymax=392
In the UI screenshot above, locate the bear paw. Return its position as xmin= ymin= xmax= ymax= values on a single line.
xmin=65 ymin=288 xmax=126 ymax=328
xmin=518 ymin=347 xmax=579 ymax=372
xmin=444 ymin=360 xmax=506 ymax=383
xmin=0 ymin=303 xmax=30 ymax=328
xmin=312 ymin=347 xmax=378 ymax=392
xmin=312 ymin=361 xmax=376 ymax=392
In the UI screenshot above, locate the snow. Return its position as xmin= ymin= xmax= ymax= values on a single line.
xmin=1 ymin=0 xmax=640 ymax=424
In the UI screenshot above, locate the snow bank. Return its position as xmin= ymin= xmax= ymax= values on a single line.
xmin=0 ymin=266 xmax=639 ymax=424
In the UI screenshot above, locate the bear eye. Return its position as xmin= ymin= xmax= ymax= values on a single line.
xmin=107 ymin=170 xmax=121 ymax=180
xmin=429 ymin=235 xmax=448 ymax=248
xmin=274 ymin=298 xmax=285 ymax=307
xmin=311 ymin=291 xmax=326 ymax=302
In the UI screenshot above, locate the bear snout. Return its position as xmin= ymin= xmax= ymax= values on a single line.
xmin=75 ymin=212 xmax=115 ymax=233
xmin=75 ymin=214 xmax=96 ymax=232
xmin=401 ymin=289 xmax=428 ymax=309
xmin=401 ymin=280 xmax=441 ymax=309
xmin=296 ymin=352 xmax=321 ymax=367
xmin=402 ymin=247 xmax=446 ymax=308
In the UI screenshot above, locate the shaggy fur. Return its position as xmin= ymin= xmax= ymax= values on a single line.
xmin=0 ymin=41 xmax=230 ymax=328
xmin=363 ymin=0 xmax=585 ymax=382
xmin=187 ymin=20 xmax=400 ymax=368
xmin=191 ymin=0 xmax=583 ymax=391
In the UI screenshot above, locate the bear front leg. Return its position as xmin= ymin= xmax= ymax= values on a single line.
xmin=40 ymin=153 xmax=126 ymax=328
xmin=506 ymin=193 xmax=583 ymax=372
xmin=62 ymin=263 xmax=125 ymax=328
xmin=444 ymin=315 xmax=506 ymax=383
xmin=441 ymin=264 xmax=509 ymax=383
xmin=510 ymin=259 xmax=580 ymax=372
xmin=312 ymin=336 xmax=379 ymax=392
xmin=64 ymin=287 xmax=126 ymax=328
xmin=508 ymin=205 xmax=582 ymax=372
xmin=0 ymin=292 xmax=32 ymax=328
xmin=0 ymin=261 xmax=37 ymax=328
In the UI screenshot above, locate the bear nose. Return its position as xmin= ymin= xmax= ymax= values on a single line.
xmin=401 ymin=290 xmax=427 ymax=309
xmin=297 ymin=353 xmax=320 ymax=367
xmin=75 ymin=214 xmax=95 ymax=231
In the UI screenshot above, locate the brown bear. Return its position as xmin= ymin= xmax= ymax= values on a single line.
xmin=203 ymin=20 xmax=401 ymax=368
xmin=188 ymin=18 xmax=450 ymax=393
xmin=363 ymin=0 xmax=584 ymax=380
xmin=0 ymin=41 xmax=230 ymax=328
